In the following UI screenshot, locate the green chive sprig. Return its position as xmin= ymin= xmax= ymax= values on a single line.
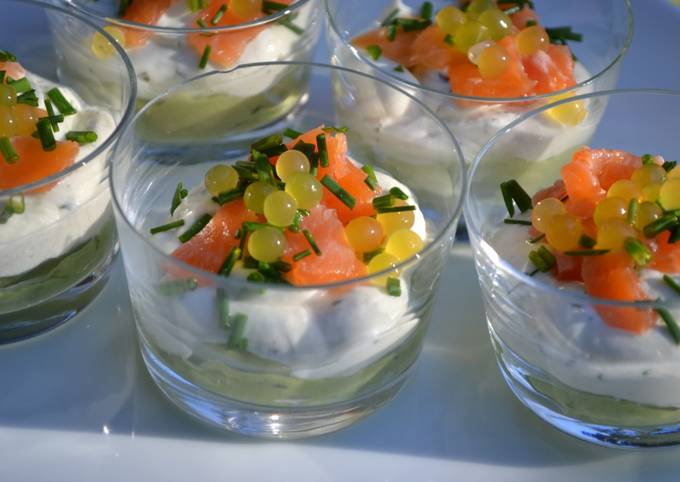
xmin=377 ymin=205 xmax=416 ymax=214
xmin=211 ymin=3 xmax=227 ymax=24
xmin=227 ymin=314 xmax=248 ymax=349
xmin=500 ymin=179 xmax=532 ymax=217
xmin=158 ymin=278 xmax=198 ymax=296
xmin=47 ymin=88 xmax=76 ymax=116
xmin=212 ymin=187 xmax=244 ymax=206
xmin=263 ymin=1 xmax=288 ymax=13
xmin=386 ymin=277 xmax=402 ymax=297
xmin=283 ymin=128 xmax=302 ymax=139
xmin=293 ymin=249 xmax=311 ymax=261
xmin=578 ymin=234 xmax=597 ymax=249
xmin=8 ymin=77 xmax=31 ymax=94
xmin=178 ymin=213 xmax=213 ymax=243
xmin=563 ymin=248 xmax=610 ymax=256
xmin=656 ymin=308 xmax=680 ymax=345
xmin=362 ymin=165 xmax=379 ymax=191
xmin=150 ymin=219 xmax=185 ymax=235
xmin=366 ymin=44 xmax=382 ymax=61
xmin=171 ymin=182 xmax=189 ymax=215
xmin=199 ymin=45 xmax=211 ymax=69
xmin=0 ymin=137 xmax=18 ymax=164
xmin=623 ymin=237 xmax=652 ymax=266
xmin=219 ymin=247 xmax=242 ymax=277
xmin=36 ymin=119 xmax=56 ymax=151
xmin=504 ymin=218 xmax=532 ymax=226
xmin=663 ymin=275 xmax=680 ymax=297
xmin=303 ymin=229 xmax=321 ymax=255
xmin=66 ymin=131 xmax=98 ymax=145
xmin=316 ymin=133 xmax=329 ymax=168
xmin=321 ymin=175 xmax=356 ymax=209
xmin=643 ymin=214 xmax=678 ymax=238
xmin=528 ymin=246 xmax=556 ymax=274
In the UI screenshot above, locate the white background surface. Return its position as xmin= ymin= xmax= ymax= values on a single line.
xmin=2 ymin=1 xmax=680 ymax=481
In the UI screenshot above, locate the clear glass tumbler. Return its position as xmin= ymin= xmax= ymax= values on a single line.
xmin=325 ymin=0 xmax=633 ymax=163
xmin=111 ymin=62 xmax=465 ymax=438
xmin=0 ymin=0 xmax=136 ymax=343
xmin=466 ymin=90 xmax=680 ymax=447
xmin=65 ymin=0 xmax=322 ymax=112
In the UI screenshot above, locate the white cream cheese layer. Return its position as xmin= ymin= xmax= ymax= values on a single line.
xmin=145 ymin=167 xmax=427 ymax=379
xmin=490 ymin=222 xmax=680 ymax=407
xmin=0 ymin=73 xmax=116 ymax=277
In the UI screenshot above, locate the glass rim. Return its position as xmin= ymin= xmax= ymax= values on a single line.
xmin=110 ymin=60 xmax=466 ymax=291
xmin=465 ymin=88 xmax=680 ymax=309
xmin=65 ymin=0 xmax=313 ymax=34
xmin=0 ymin=0 xmax=138 ymax=198
xmin=324 ymin=0 xmax=634 ymax=104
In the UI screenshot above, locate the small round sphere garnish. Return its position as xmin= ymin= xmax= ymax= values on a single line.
xmin=264 ymin=190 xmax=298 ymax=227
xmin=248 ymin=226 xmax=287 ymax=263
xmin=205 ymin=165 xmax=239 ymax=197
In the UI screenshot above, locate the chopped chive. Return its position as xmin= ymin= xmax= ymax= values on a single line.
xmin=394 ymin=65 xmax=405 ymax=72
xmin=36 ymin=119 xmax=56 ymax=152
xmin=525 ymin=19 xmax=537 ymax=27
xmin=528 ymin=233 xmax=545 ymax=244
xmin=321 ymin=175 xmax=356 ymax=209
xmin=218 ymin=247 xmax=241 ymax=277
xmin=211 ymin=3 xmax=227 ymax=24
xmin=283 ymin=128 xmax=302 ymax=138
xmin=376 ymin=205 xmax=416 ymax=214
xmin=656 ymin=308 xmax=680 ymax=345
xmin=641 ymin=153 xmax=655 ymax=166
xmin=262 ymin=0 xmax=287 ymax=13
xmin=443 ymin=34 xmax=454 ymax=45
xmin=322 ymin=126 xmax=349 ymax=134
xmin=302 ymin=229 xmax=322 ymax=255
xmin=243 ymin=256 xmax=259 ymax=269
xmin=16 ymin=90 xmax=38 ymax=107
xmin=212 ymin=187 xmax=244 ymax=206
xmin=65 ymin=131 xmax=98 ymax=145
xmin=500 ymin=179 xmax=532 ymax=215
xmin=150 ymin=219 xmax=185 ymax=235
xmin=196 ymin=19 xmax=208 ymax=28
xmin=579 ymin=234 xmax=597 ymax=249
xmin=227 ymin=314 xmax=248 ymax=349
xmin=662 ymin=160 xmax=677 ymax=172
xmin=546 ymin=26 xmax=583 ymax=43
xmin=8 ymin=195 xmax=24 ymax=214
xmin=44 ymin=99 xmax=60 ymax=132
xmin=289 ymin=209 xmax=305 ymax=233
xmin=366 ymin=44 xmax=382 ymax=61
xmin=178 ymin=213 xmax=213 ymax=243
xmin=372 ymin=193 xmax=393 ymax=209
xmin=293 ymin=249 xmax=311 ymax=261
xmin=563 ymin=249 xmax=611 ymax=256
xmin=199 ymin=45 xmax=211 ymax=69
xmin=500 ymin=181 xmax=515 ymax=217
xmin=386 ymin=277 xmax=402 ymax=297
xmin=389 ymin=186 xmax=409 ymax=200
xmin=0 ymin=137 xmax=18 ymax=164
xmin=0 ymin=50 xmax=16 ymax=62
xmin=624 ymin=237 xmax=652 ymax=266
xmin=243 ymin=221 xmax=283 ymax=232
xmin=362 ymin=165 xmax=379 ymax=191
xmin=47 ymin=88 xmax=76 ymax=116
xmin=643 ymin=214 xmax=678 ymax=238
xmin=118 ymin=0 xmax=133 ymax=15
xmin=528 ymin=251 xmax=549 ymax=272
xmin=663 ymin=275 xmax=680 ymax=297
xmin=420 ymin=1 xmax=433 ymax=20
xmin=670 ymin=225 xmax=680 ymax=244
xmin=395 ymin=18 xmax=431 ymax=32
xmin=8 ymin=77 xmax=31 ymax=94
xmin=627 ymin=198 xmax=639 ymax=224
xmin=316 ymin=134 xmax=329 ymax=167
xmin=271 ymin=260 xmax=292 ymax=272
xmin=158 ymin=278 xmax=198 ymax=296
xmin=278 ymin=15 xmax=304 ymax=35
xmin=252 ymin=149 xmax=277 ymax=184
xmin=537 ymin=245 xmax=556 ymax=267
xmin=504 ymin=218 xmax=532 ymax=226
xmin=380 ymin=8 xmax=399 ymax=26
xmin=247 ymin=271 xmax=266 ymax=283
xmin=0 ymin=71 xmax=5 ymax=84
xmin=217 ymin=288 xmax=230 ymax=327
xmin=188 ymin=0 xmax=208 ymax=12
xmin=386 ymin=24 xmax=397 ymax=41
xmin=171 ymin=182 xmax=189 ymax=215
xmin=252 ymin=133 xmax=284 ymax=151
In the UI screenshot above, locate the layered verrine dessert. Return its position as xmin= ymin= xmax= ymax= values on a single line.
xmin=326 ymin=0 xmax=632 ymax=162
xmin=111 ymin=63 xmax=465 ymax=438
xmin=466 ymin=90 xmax=680 ymax=447
xmin=0 ymin=0 xmax=134 ymax=342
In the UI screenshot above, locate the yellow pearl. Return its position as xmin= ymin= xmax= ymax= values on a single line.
xmin=531 ymin=197 xmax=566 ymax=233
xmin=640 ymin=183 xmax=662 ymax=203
xmin=659 ymin=178 xmax=680 ymax=210
xmin=634 ymin=202 xmax=663 ymax=231
xmin=385 ymin=229 xmax=424 ymax=261
xmin=606 ymin=180 xmax=641 ymax=202
xmin=631 ymin=165 xmax=666 ymax=188
xmin=345 ymin=216 xmax=384 ymax=254
xmin=545 ymin=214 xmax=583 ymax=252
xmin=596 ymin=219 xmax=637 ymax=251
xmin=516 ymin=26 xmax=549 ymax=56
xmin=367 ymin=252 xmax=400 ymax=285
xmin=91 ymin=26 xmax=126 ymax=59
xmin=593 ymin=197 xmax=628 ymax=227
xmin=544 ymin=93 xmax=587 ymax=126
xmin=477 ymin=44 xmax=510 ymax=79
xmin=435 ymin=6 xmax=466 ymax=36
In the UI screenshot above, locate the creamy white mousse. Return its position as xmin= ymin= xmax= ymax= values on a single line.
xmin=0 ymin=73 xmax=116 ymax=278
xmin=143 ymin=168 xmax=428 ymax=379
xmin=125 ymin=1 xmax=315 ymax=100
xmin=343 ymin=1 xmax=598 ymax=163
xmin=489 ymin=218 xmax=680 ymax=407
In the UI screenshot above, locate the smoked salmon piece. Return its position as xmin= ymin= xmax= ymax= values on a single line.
xmin=121 ymin=0 xmax=172 ymax=48
xmin=581 ymin=252 xmax=658 ymax=333
xmin=0 ymin=137 xmax=79 ymax=192
xmin=649 ymin=231 xmax=680 ymax=274
xmin=523 ymin=44 xmax=576 ymax=94
xmin=172 ymin=199 xmax=260 ymax=273
xmin=0 ymin=61 xmax=26 ymax=81
xmin=352 ymin=28 xmax=420 ymax=68
xmin=283 ymin=205 xmax=367 ymax=285
xmin=409 ymin=25 xmax=467 ymax=70
xmin=560 ymin=147 xmax=641 ymax=218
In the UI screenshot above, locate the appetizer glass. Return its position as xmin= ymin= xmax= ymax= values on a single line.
xmin=0 ymin=0 xmax=136 ymax=343
xmin=466 ymin=90 xmax=680 ymax=448
xmin=65 ymin=0 xmax=322 ymax=111
xmin=111 ymin=62 xmax=465 ymax=438
xmin=325 ymin=0 xmax=633 ymax=163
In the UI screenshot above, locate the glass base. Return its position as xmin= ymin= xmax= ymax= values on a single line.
xmin=490 ymin=326 xmax=680 ymax=448
xmin=140 ymin=341 xmax=410 ymax=439
xmin=0 ymin=251 xmax=115 ymax=344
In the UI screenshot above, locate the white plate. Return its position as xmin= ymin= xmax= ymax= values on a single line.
xmin=2 ymin=1 xmax=680 ymax=480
